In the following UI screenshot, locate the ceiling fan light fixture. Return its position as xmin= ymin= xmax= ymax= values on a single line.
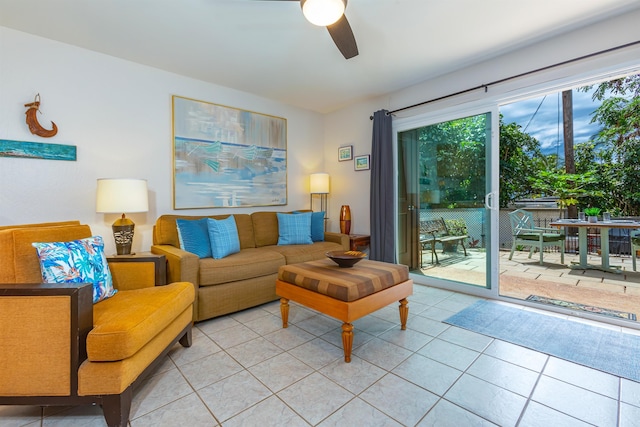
xmin=301 ymin=0 xmax=345 ymax=27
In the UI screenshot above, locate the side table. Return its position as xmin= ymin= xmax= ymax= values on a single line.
xmin=106 ymin=252 xmax=167 ymax=286
xmin=349 ymin=234 xmax=371 ymax=252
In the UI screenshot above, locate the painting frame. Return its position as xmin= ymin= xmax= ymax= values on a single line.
xmin=172 ymin=95 xmax=287 ymax=209
xmin=354 ymin=154 xmax=370 ymax=171
xmin=338 ymin=145 xmax=353 ymax=162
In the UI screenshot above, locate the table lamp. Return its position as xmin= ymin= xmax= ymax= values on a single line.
xmin=310 ymin=173 xmax=330 ymax=219
xmin=96 ymin=178 xmax=149 ymax=255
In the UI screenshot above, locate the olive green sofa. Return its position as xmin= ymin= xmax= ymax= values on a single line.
xmin=151 ymin=211 xmax=349 ymax=322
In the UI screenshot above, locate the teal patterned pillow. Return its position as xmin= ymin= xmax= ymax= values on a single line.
xmin=32 ymin=236 xmax=116 ymax=304
xmin=277 ymin=212 xmax=313 ymax=245
xmin=207 ymin=216 xmax=240 ymax=259
xmin=176 ymin=218 xmax=212 ymax=259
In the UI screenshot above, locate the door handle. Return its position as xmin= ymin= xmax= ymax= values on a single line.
xmin=485 ymin=192 xmax=497 ymax=210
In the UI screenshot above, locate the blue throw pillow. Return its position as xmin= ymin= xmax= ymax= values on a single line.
xmin=32 ymin=236 xmax=116 ymax=304
xmin=293 ymin=211 xmax=325 ymax=242
xmin=176 ymin=218 xmax=212 ymax=259
xmin=207 ymin=216 xmax=241 ymax=259
xmin=277 ymin=212 xmax=313 ymax=245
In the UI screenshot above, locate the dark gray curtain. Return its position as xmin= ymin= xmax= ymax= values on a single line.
xmin=369 ymin=109 xmax=395 ymax=262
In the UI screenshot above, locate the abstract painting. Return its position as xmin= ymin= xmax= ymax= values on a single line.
xmin=172 ymin=95 xmax=287 ymax=209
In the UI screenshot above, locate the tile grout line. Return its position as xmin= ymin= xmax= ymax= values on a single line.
xmin=23 ymin=287 xmax=637 ymax=426
xmin=514 ymin=355 xmax=550 ymax=427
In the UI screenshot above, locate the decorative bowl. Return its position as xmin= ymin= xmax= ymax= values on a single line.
xmin=326 ymin=250 xmax=366 ymax=268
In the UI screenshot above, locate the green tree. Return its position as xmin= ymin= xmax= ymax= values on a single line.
xmin=578 ymin=74 xmax=640 ymax=215
xmin=529 ymin=170 xmax=599 ymax=217
xmin=499 ymin=117 xmax=545 ymax=208
xmin=419 ymin=114 xmax=488 ymax=207
xmin=573 ymin=142 xmax=619 ymax=213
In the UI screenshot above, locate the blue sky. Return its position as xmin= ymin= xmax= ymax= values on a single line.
xmin=499 ymin=87 xmax=603 ymax=158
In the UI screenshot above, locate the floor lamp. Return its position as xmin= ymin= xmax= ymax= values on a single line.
xmin=309 ymin=173 xmax=329 ymax=220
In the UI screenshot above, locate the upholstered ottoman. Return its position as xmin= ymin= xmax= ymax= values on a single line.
xmin=276 ymin=259 xmax=412 ymax=362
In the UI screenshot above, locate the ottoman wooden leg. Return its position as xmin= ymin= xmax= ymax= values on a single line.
xmin=399 ymin=298 xmax=409 ymax=330
xmin=280 ymin=298 xmax=289 ymax=328
xmin=342 ymin=323 xmax=354 ymax=363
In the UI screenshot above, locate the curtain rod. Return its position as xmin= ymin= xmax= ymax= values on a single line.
xmin=370 ymin=40 xmax=640 ymax=120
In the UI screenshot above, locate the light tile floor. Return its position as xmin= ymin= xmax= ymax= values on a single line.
xmin=3 ymin=284 xmax=640 ymax=426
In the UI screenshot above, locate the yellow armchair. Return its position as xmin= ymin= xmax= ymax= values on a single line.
xmin=0 ymin=221 xmax=195 ymax=427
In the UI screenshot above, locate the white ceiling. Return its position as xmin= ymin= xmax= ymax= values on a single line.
xmin=1 ymin=0 xmax=638 ymax=113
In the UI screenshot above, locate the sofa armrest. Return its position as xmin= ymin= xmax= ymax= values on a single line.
xmin=324 ymin=232 xmax=350 ymax=250
xmin=108 ymin=261 xmax=159 ymax=290
xmin=0 ymin=283 xmax=93 ymax=397
xmin=151 ymin=244 xmax=200 ymax=287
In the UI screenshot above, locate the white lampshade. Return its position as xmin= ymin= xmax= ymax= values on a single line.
xmin=301 ymin=0 xmax=345 ymax=26
xmin=96 ymin=178 xmax=149 ymax=213
xmin=310 ymin=173 xmax=330 ymax=194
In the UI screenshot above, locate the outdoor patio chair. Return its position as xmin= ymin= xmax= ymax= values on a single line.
xmin=419 ymin=218 xmax=468 ymax=266
xmin=632 ymin=231 xmax=640 ymax=271
xmin=508 ymin=209 xmax=565 ymax=265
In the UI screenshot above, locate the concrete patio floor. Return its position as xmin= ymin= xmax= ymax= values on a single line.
xmin=415 ymin=248 xmax=640 ymax=322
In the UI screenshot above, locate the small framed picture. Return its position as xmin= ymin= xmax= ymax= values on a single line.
xmin=338 ymin=145 xmax=353 ymax=162
xmin=354 ymin=154 xmax=370 ymax=171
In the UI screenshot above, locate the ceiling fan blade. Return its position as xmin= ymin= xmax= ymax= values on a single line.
xmin=326 ymin=14 xmax=358 ymax=59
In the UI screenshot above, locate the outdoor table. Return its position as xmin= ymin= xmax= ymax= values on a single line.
xmin=550 ymin=219 xmax=640 ymax=274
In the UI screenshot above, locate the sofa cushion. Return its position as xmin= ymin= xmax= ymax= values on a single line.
xmin=266 ymin=241 xmax=344 ymax=264
xmin=176 ymin=218 xmax=212 ymax=259
xmin=277 ymin=212 xmax=313 ymax=245
xmin=198 ymin=247 xmax=285 ymax=286
xmin=32 ymin=236 xmax=116 ymax=303
xmin=278 ymin=259 xmax=410 ymax=302
xmin=252 ymin=211 xmax=279 ymax=247
xmin=207 ymin=216 xmax=241 ymax=259
xmin=87 ymin=281 xmax=194 ymax=361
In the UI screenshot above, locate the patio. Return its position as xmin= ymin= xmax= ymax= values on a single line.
xmin=414 ymin=248 xmax=640 ymax=322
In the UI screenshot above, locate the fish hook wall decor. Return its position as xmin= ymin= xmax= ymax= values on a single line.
xmin=24 ymin=93 xmax=58 ymax=138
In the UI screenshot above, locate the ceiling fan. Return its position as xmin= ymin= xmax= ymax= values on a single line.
xmin=259 ymin=0 xmax=358 ymax=59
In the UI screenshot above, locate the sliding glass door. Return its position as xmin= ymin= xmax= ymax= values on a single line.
xmin=397 ymin=111 xmax=496 ymax=290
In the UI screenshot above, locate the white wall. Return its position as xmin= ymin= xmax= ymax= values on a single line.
xmin=2 ymin=9 xmax=639 ymax=251
xmin=0 ymin=27 xmax=325 ymax=254
xmin=322 ymin=101 xmax=379 ymax=235
xmin=323 ymin=9 xmax=640 ymax=235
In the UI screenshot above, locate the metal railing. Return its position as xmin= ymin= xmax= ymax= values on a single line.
xmin=500 ymin=210 xmax=637 ymax=256
xmin=419 ymin=208 xmax=637 ymax=257
xmin=420 ymin=208 xmax=485 ymax=249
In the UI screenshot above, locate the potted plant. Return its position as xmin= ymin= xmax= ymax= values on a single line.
xmin=584 ymin=207 xmax=601 ymax=223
